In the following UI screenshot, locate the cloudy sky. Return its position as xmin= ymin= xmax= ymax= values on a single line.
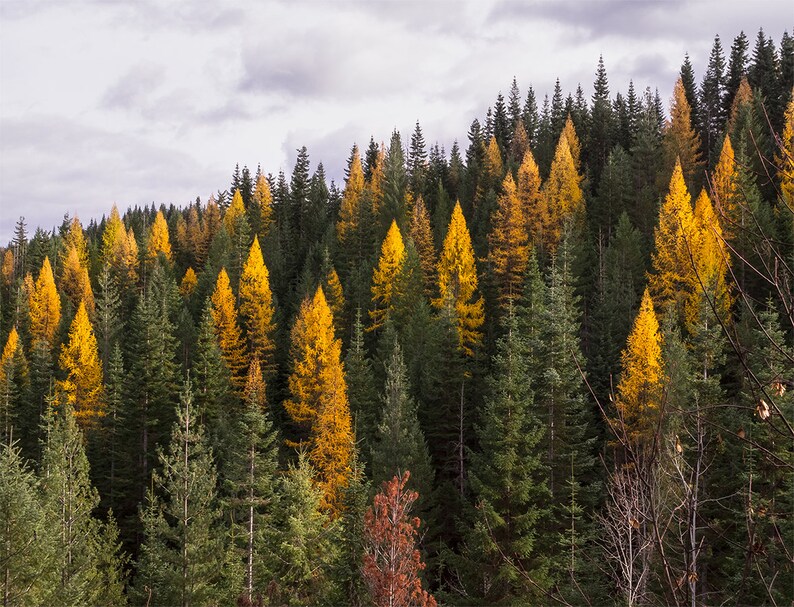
xmin=0 ymin=0 xmax=790 ymax=242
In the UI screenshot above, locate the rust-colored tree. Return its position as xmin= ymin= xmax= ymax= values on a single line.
xmin=363 ymin=471 xmax=436 ymax=607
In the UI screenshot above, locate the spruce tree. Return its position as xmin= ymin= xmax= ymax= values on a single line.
xmin=463 ymin=308 xmax=550 ymax=604
xmin=133 ymin=380 xmax=233 ymax=606
xmin=345 ymin=309 xmax=379 ymax=463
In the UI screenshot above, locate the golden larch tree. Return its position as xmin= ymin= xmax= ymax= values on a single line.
xmin=211 ymin=268 xmax=248 ymax=390
xmin=434 ymin=202 xmax=484 ymax=356
xmin=29 ymin=257 xmax=61 ymax=348
xmin=479 ymin=136 xmax=504 ymax=199
xmin=710 ymin=134 xmax=740 ymax=237
xmin=101 ymin=205 xmax=125 ymax=266
xmin=239 ymin=237 xmax=276 ymax=377
xmin=285 ymin=286 xmax=353 ymax=516
xmin=323 ymin=265 xmax=345 ymax=334
xmin=1 ymin=250 xmax=13 ymax=288
xmin=58 ymin=301 xmax=104 ymax=426
xmin=0 ymin=327 xmax=21 ymax=385
xmin=408 ymin=195 xmax=437 ymax=296
xmin=543 ymin=132 xmax=584 ymax=251
xmin=688 ymin=189 xmax=731 ymax=327
xmin=225 ymin=189 xmax=247 ymax=236
xmin=147 ymin=210 xmax=172 ymax=262
xmin=517 ymin=148 xmax=546 ymax=247
xmin=370 ymin=221 xmax=407 ymax=331
xmin=61 ymin=245 xmax=95 ymax=315
xmin=180 ymin=267 xmax=197 ymax=298
xmin=61 ymin=217 xmax=89 ymax=271
xmin=253 ymin=173 xmax=274 ymax=238
xmin=649 ymin=158 xmax=697 ymax=318
xmin=663 ymin=77 xmax=704 ymax=191
xmin=777 ymin=94 xmax=794 ymax=213
xmin=616 ymin=289 xmax=664 ymax=439
xmin=561 ymin=114 xmax=582 ymax=173
xmin=337 ymin=146 xmax=366 ymax=245
xmin=727 ymin=77 xmax=753 ymax=132
xmin=489 ymin=172 xmax=529 ymax=305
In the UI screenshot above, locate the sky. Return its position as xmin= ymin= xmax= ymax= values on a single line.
xmin=0 ymin=0 xmax=791 ymax=243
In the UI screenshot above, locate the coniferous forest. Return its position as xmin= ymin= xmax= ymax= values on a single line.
xmin=1 ymin=29 xmax=793 ymax=606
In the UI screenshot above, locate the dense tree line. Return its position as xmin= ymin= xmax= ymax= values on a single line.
xmin=1 ymin=28 xmax=793 ymax=606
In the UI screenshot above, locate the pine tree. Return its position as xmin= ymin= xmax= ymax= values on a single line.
xmin=57 ymin=302 xmax=104 ymax=427
xmin=345 ymin=309 xmax=379 ymax=461
xmin=588 ymin=56 xmax=614 ymax=188
xmin=133 ymin=380 xmax=233 ymax=606
xmin=371 ymin=338 xmax=433 ymax=506
xmin=434 ymin=202 xmax=484 ymax=357
xmin=700 ymin=36 xmax=728 ymax=162
xmin=380 ymin=131 xmax=409 ymax=235
xmin=408 ymin=196 xmax=437 ymax=298
xmin=239 ymin=236 xmax=277 ymax=378
xmin=95 ymin=263 xmax=122 ymax=371
xmin=28 ymin=256 xmax=60 ymax=348
xmin=724 ymin=31 xmax=750 ymax=118
xmin=40 ymin=399 xmax=127 ymax=605
xmin=146 ymin=209 xmax=172 ymax=262
xmin=463 ymin=308 xmax=551 ymax=604
xmin=363 ymin=472 xmax=437 ymax=607
xmin=227 ymin=359 xmax=280 ymax=604
xmin=489 ymin=172 xmax=530 ymax=305
xmin=616 ymin=289 xmax=664 ymax=441
xmin=408 ymin=121 xmax=428 ymax=199
xmin=264 ymin=453 xmax=336 ymax=605
xmin=370 ymin=220 xmax=407 ymax=332
xmin=0 ymin=440 xmax=56 ymax=605
xmin=211 ymin=268 xmax=248 ymax=391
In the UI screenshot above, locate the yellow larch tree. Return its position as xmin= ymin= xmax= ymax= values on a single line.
xmin=478 ymin=136 xmax=504 ymax=199
xmin=710 ymin=135 xmax=740 ymax=237
xmin=543 ymin=131 xmax=584 ymax=251
xmin=61 ymin=245 xmax=95 ymax=315
xmin=225 ymin=189 xmax=247 ymax=236
xmin=370 ymin=221 xmax=407 ymax=331
xmin=687 ymin=189 xmax=731 ymax=328
xmin=727 ymin=77 xmax=753 ymax=132
xmin=649 ymin=158 xmax=697 ymax=318
xmin=1 ymin=250 xmax=13 ymax=288
xmin=616 ymin=289 xmax=664 ymax=440
xmin=57 ymin=301 xmax=104 ymax=426
xmin=211 ymin=268 xmax=248 ymax=390
xmin=434 ymin=202 xmax=484 ymax=356
xmin=201 ymin=197 xmax=223 ymax=263
xmin=239 ymin=237 xmax=276 ymax=377
xmin=29 ymin=257 xmax=61 ymax=348
xmin=489 ymin=172 xmax=529 ymax=305
xmin=561 ymin=114 xmax=582 ymax=173
xmin=102 ymin=206 xmax=139 ymax=285
xmin=337 ymin=146 xmax=366 ymax=245
xmin=147 ymin=210 xmax=172 ymax=262
xmin=253 ymin=172 xmax=274 ymax=238
xmin=662 ymin=77 xmax=704 ymax=191
xmin=61 ymin=217 xmax=89 ymax=271
xmin=777 ymin=94 xmax=794 ymax=213
xmin=368 ymin=145 xmax=386 ymax=220
xmin=517 ymin=148 xmax=546 ymax=247
xmin=179 ymin=267 xmax=197 ymax=298
xmin=285 ymin=286 xmax=353 ymax=516
xmin=408 ymin=195 xmax=437 ymax=296
xmin=322 ymin=265 xmax=345 ymax=334
xmin=0 ymin=327 xmax=22 ymax=386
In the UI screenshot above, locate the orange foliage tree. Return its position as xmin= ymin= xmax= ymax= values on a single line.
xmin=370 ymin=220 xmax=407 ymax=331
xmin=29 ymin=256 xmax=61 ymax=348
xmin=543 ymin=131 xmax=584 ymax=252
xmin=363 ymin=471 xmax=437 ymax=607
xmin=147 ymin=210 xmax=172 ymax=262
xmin=488 ymin=172 xmax=529 ymax=305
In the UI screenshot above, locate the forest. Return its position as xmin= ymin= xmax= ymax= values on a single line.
xmin=0 ymin=28 xmax=792 ymax=607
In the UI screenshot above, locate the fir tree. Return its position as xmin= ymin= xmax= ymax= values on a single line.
xmin=134 ymin=380 xmax=233 ymax=606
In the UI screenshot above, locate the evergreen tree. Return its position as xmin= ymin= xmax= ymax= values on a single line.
xmin=463 ymin=308 xmax=551 ymax=604
xmin=724 ymin=31 xmax=750 ymax=125
xmin=0 ymin=440 xmax=56 ymax=605
xmin=588 ymin=56 xmax=613 ymax=189
xmin=489 ymin=173 xmax=530 ymax=306
xmin=40 ymin=400 xmax=127 ymax=605
xmin=700 ymin=36 xmax=728 ymax=163
xmin=227 ymin=359 xmax=280 ymax=604
xmin=133 ymin=380 xmax=233 ymax=606
xmin=345 ymin=309 xmax=379 ymax=462
xmin=371 ymin=338 xmax=433 ymax=506
xmin=408 ymin=121 xmax=428 ymax=199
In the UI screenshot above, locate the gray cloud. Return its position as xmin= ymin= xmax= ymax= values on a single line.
xmin=0 ymin=115 xmax=225 ymax=242
xmin=102 ymin=64 xmax=166 ymax=110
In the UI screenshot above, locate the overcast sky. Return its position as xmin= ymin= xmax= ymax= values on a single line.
xmin=0 ymin=0 xmax=791 ymax=243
